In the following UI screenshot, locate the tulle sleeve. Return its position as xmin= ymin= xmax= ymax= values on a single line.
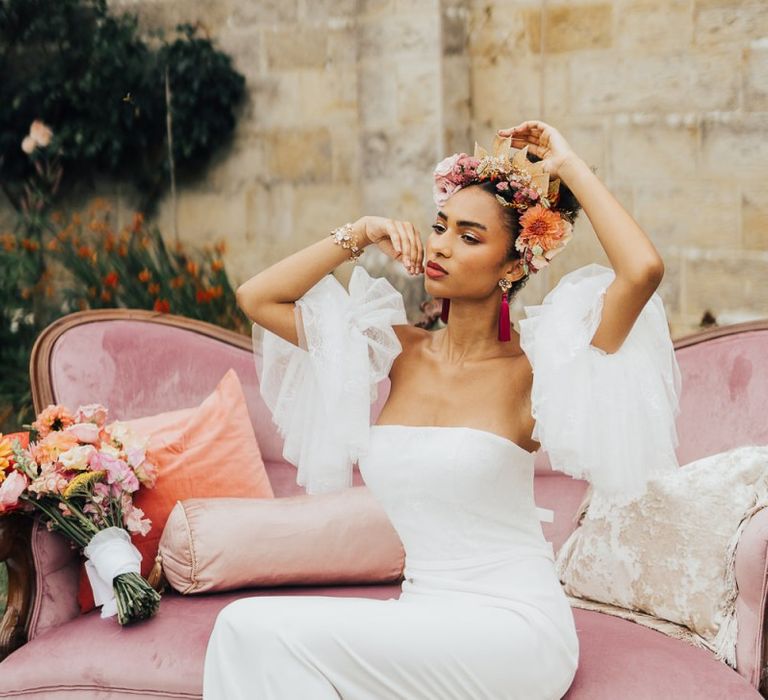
xmin=252 ymin=266 xmax=408 ymax=495
xmin=518 ymin=263 xmax=682 ymax=505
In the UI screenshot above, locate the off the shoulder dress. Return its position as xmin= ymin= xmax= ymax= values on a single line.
xmin=203 ymin=263 xmax=682 ymax=700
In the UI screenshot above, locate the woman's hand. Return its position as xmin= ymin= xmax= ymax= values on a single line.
xmin=356 ymin=216 xmax=424 ymax=276
xmin=497 ymin=121 xmax=578 ymax=180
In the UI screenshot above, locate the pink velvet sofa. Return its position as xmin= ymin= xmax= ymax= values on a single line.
xmin=1 ymin=307 xmax=768 ymax=699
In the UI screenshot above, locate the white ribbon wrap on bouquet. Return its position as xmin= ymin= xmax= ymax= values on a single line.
xmin=83 ymin=526 xmax=143 ymax=619
xmin=254 ymin=266 xmax=408 ymax=495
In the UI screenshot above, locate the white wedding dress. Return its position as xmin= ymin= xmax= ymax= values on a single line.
xmin=203 ymin=263 xmax=682 ymax=699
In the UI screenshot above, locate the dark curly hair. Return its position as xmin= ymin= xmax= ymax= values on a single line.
xmin=470 ymin=152 xmax=583 ymax=301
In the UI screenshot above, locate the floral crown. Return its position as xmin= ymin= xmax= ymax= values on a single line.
xmin=432 ymin=135 xmax=574 ymax=275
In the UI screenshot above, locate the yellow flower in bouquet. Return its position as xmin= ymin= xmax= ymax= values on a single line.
xmin=0 ymin=435 xmax=13 ymax=483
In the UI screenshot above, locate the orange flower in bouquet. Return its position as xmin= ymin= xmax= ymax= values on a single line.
xmin=0 ymin=404 xmax=162 ymax=625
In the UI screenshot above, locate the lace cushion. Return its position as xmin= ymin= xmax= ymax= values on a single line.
xmin=519 ymin=263 xmax=683 ymax=503
xmin=555 ymin=444 xmax=768 ymax=668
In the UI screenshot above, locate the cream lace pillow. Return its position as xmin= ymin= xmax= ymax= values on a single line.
xmin=555 ymin=445 xmax=768 ymax=668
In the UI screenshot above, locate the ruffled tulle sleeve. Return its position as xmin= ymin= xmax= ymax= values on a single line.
xmin=518 ymin=263 xmax=682 ymax=505
xmin=252 ymin=266 xmax=408 ymax=495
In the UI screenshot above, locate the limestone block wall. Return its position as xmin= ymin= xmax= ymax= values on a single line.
xmin=4 ymin=0 xmax=765 ymax=337
xmin=465 ymin=0 xmax=768 ymax=335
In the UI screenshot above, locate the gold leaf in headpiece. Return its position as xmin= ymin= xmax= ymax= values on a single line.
xmin=548 ymin=178 xmax=561 ymax=206
xmin=473 ymin=141 xmax=488 ymax=159
xmin=472 ymin=135 xmax=562 ymax=207
xmin=492 ymin=134 xmax=513 ymax=160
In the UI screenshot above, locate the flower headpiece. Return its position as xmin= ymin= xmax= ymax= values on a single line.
xmin=432 ymin=135 xmax=574 ymax=275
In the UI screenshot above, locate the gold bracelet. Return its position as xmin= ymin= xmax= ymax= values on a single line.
xmin=329 ymin=222 xmax=364 ymax=263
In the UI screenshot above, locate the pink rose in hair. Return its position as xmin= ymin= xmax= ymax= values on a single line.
xmin=434 ymin=154 xmax=460 ymax=178
xmin=455 ymin=155 xmax=479 ymax=181
xmin=433 ymin=177 xmax=460 ymax=206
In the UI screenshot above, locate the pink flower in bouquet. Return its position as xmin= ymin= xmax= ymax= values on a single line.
xmin=74 ymin=404 xmax=109 ymax=428
xmin=133 ymin=455 xmax=158 ymax=489
xmin=66 ymin=422 xmax=101 ymax=445
xmin=32 ymin=404 xmax=75 ymax=439
xmin=123 ymin=500 xmax=151 ymax=536
xmin=28 ymin=463 xmax=69 ymax=496
xmin=0 ymin=471 xmax=28 ymax=513
xmin=91 ymin=452 xmax=139 ymax=493
xmin=21 ymin=136 xmax=36 ymax=154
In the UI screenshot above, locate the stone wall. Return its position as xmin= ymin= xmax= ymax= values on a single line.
xmin=464 ymin=0 xmax=768 ymax=336
xmin=5 ymin=0 xmax=766 ymax=337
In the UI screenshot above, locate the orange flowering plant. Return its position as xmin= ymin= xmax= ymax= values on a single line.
xmin=1 ymin=120 xmax=248 ymax=435
xmin=46 ymin=202 xmax=247 ymax=333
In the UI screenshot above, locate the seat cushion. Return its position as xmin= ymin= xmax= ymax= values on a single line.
xmin=1 ymin=594 xmax=760 ymax=699
xmin=564 ymin=609 xmax=761 ymax=699
xmin=0 ymin=584 xmax=402 ymax=699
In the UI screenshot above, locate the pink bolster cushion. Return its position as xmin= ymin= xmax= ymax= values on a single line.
xmin=159 ymin=487 xmax=406 ymax=593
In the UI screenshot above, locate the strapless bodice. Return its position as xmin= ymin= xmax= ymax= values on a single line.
xmin=359 ymin=424 xmax=552 ymax=565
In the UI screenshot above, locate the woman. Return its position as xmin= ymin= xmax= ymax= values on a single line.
xmin=203 ymin=120 xmax=681 ymax=699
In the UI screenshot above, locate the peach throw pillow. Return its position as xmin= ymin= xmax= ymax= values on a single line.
xmin=159 ymin=488 xmax=405 ymax=593
xmin=77 ymin=368 xmax=274 ymax=613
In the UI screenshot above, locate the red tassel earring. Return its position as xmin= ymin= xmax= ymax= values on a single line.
xmin=441 ymin=298 xmax=450 ymax=323
xmin=497 ymin=279 xmax=512 ymax=342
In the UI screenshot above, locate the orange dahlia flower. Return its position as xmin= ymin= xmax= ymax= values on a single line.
xmin=515 ymin=204 xmax=573 ymax=271
xmin=32 ymin=404 xmax=75 ymax=439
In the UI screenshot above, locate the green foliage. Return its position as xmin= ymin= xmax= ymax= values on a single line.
xmin=0 ymin=0 xmax=245 ymax=214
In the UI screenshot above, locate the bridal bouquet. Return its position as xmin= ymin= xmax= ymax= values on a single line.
xmin=0 ymin=403 xmax=161 ymax=625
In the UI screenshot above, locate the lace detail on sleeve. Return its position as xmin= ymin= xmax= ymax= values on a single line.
xmin=255 ymin=266 xmax=408 ymax=495
xmin=518 ymin=263 xmax=683 ymax=506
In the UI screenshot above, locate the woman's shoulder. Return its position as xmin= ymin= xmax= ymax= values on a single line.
xmin=392 ymin=323 xmax=430 ymax=348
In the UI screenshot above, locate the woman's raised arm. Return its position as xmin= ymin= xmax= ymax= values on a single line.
xmin=236 ymin=216 xmax=424 ymax=347
xmin=498 ymin=121 xmax=664 ymax=355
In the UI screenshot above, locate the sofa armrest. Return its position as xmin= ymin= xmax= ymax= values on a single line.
xmin=734 ymin=506 xmax=768 ymax=693
xmin=0 ymin=514 xmax=34 ymax=662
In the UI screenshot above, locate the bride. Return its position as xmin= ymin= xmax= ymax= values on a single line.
xmin=203 ymin=120 xmax=681 ymax=699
